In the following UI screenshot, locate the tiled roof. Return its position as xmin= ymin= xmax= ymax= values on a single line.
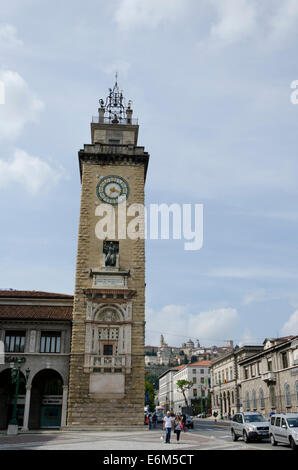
xmin=264 ymin=336 xmax=295 ymax=343
xmin=0 ymin=305 xmax=72 ymax=320
xmin=171 ymin=364 xmax=186 ymax=371
xmin=0 ymin=290 xmax=73 ymax=299
xmin=185 ymin=360 xmax=211 ymax=367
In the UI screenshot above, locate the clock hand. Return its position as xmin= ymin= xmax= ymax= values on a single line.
xmin=109 ymin=187 xmax=120 ymax=194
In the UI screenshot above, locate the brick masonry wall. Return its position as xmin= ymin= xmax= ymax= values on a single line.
xmin=67 ymin=160 xmax=146 ymax=426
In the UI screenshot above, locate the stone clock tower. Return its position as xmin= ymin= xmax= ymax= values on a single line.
xmin=66 ymin=79 xmax=149 ymax=428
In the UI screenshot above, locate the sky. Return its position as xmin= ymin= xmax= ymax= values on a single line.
xmin=1 ymin=0 xmax=298 ymax=348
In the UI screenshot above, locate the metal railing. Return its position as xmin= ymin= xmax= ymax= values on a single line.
xmin=83 ymin=143 xmax=146 ymax=155
xmin=261 ymin=371 xmax=277 ymax=382
xmin=92 ymin=116 xmax=138 ymax=125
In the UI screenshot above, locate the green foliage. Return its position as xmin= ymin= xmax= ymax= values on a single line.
xmin=191 ymin=394 xmax=211 ymax=415
xmin=176 ymin=379 xmax=194 ymax=408
xmin=145 ymin=373 xmax=159 ymax=390
xmin=176 ymin=379 xmax=194 ymax=391
xmin=145 ymin=381 xmax=155 ymax=411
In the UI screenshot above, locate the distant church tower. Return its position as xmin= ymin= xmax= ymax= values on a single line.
xmin=67 ymin=78 xmax=149 ymax=428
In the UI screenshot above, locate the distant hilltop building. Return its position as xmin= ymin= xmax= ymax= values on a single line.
xmin=145 ymin=336 xmax=234 ymax=367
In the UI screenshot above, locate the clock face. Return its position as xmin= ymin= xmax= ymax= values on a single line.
xmin=96 ymin=175 xmax=129 ymax=205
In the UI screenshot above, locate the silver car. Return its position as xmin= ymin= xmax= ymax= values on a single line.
xmin=231 ymin=412 xmax=269 ymax=443
xmin=269 ymin=413 xmax=298 ymax=450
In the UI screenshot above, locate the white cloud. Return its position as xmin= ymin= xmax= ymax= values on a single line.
xmin=146 ymin=304 xmax=239 ymax=346
xmin=114 ymin=0 xmax=186 ymax=30
xmin=281 ymin=310 xmax=298 ymax=336
xmin=0 ymin=148 xmax=65 ymax=195
xmin=207 ymin=267 xmax=298 ymax=280
xmin=189 ymin=307 xmax=239 ymax=341
xmin=196 ymin=0 xmax=298 ymax=50
xmin=0 ymin=24 xmax=23 ymax=49
xmin=209 ymin=0 xmax=257 ymax=46
xmin=0 ymin=70 xmax=44 ymax=140
xmin=268 ymin=0 xmax=298 ymax=44
xmin=242 ymin=288 xmax=266 ymax=306
xmin=238 ymin=328 xmax=261 ymax=347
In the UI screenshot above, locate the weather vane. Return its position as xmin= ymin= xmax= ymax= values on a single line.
xmin=99 ymin=73 xmax=131 ymax=124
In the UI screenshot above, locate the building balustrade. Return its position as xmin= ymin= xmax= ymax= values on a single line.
xmin=261 ymin=371 xmax=276 ymax=382
xmin=84 ymin=354 xmax=127 ymax=371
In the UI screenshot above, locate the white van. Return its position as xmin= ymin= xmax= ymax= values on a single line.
xmin=269 ymin=413 xmax=298 ymax=450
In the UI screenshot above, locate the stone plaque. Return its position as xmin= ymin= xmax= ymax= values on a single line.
xmin=94 ymin=276 xmax=125 ymax=287
xmin=89 ymin=373 xmax=125 ymax=394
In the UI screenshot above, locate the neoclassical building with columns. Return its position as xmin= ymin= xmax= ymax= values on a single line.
xmin=0 ymin=290 xmax=72 ymax=430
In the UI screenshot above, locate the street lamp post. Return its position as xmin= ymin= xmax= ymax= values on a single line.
xmin=200 ymin=386 xmax=204 ymax=416
xmin=7 ymin=359 xmax=30 ymax=435
xmin=219 ymin=380 xmax=223 ymax=420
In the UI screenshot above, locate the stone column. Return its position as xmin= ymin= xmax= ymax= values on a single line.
xmin=22 ymin=384 xmax=31 ymax=431
xmin=61 ymin=385 xmax=68 ymax=427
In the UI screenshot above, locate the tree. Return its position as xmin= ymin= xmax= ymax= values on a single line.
xmin=145 ymin=381 xmax=155 ymax=411
xmin=176 ymin=379 xmax=194 ymax=408
xmin=145 ymin=373 xmax=159 ymax=390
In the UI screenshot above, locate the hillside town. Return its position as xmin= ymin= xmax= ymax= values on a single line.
xmin=151 ymin=335 xmax=298 ymax=423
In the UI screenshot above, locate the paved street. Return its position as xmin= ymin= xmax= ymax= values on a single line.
xmin=0 ymin=419 xmax=292 ymax=450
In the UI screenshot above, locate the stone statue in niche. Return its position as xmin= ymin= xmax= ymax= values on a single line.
xmin=103 ymin=241 xmax=119 ymax=267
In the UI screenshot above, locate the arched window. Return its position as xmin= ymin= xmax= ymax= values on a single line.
xmin=259 ymin=388 xmax=265 ymax=409
xmin=269 ymin=385 xmax=276 ymax=408
xmin=285 ymin=383 xmax=291 ymax=407
xmin=245 ymin=391 xmax=250 ymax=410
xmin=252 ymin=390 xmax=257 ymax=409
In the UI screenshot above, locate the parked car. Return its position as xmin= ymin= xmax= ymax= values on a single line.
xmin=269 ymin=413 xmax=298 ymax=450
xmin=231 ymin=412 xmax=269 ymax=443
xmin=185 ymin=415 xmax=194 ymax=429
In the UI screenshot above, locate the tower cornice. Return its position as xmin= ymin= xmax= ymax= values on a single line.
xmin=78 ymin=145 xmax=149 ymax=182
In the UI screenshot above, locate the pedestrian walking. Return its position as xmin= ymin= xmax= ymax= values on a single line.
xmin=163 ymin=411 xmax=174 ymax=443
xmin=148 ymin=414 xmax=152 ymax=430
xmin=152 ymin=413 xmax=157 ymax=429
xmin=174 ymin=415 xmax=182 ymax=443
